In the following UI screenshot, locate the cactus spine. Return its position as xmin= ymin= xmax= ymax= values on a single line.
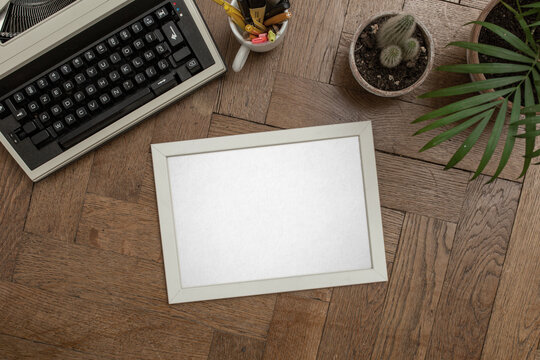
xmin=380 ymin=45 xmax=403 ymax=68
xmin=402 ymin=37 xmax=420 ymax=61
xmin=377 ymin=14 xmax=416 ymax=49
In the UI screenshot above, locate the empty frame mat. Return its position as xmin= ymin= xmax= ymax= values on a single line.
xmin=152 ymin=122 xmax=387 ymax=303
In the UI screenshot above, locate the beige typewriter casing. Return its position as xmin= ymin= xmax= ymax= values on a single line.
xmin=0 ymin=0 xmax=226 ymax=181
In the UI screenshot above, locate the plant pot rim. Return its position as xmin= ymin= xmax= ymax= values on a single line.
xmin=349 ymin=11 xmax=435 ymax=98
xmin=467 ymin=0 xmax=499 ymax=87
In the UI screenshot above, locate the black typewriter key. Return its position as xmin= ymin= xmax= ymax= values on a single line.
xmin=51 ymin=87 xmax=63 ymax=98
xmin=74 ymin=91 xmax=85 ymax=103
xmin=37 ymin=78 xmax=48 ymax=89
xmin=13 ymin=92 xmax=25 ymax=103
xmin=75 ymin=73 xmax=86 ymax=85
xmin=110 ymin=52 xmax=122 ymax=64
xmin=60 ymin=64 xmax=72 ymax=76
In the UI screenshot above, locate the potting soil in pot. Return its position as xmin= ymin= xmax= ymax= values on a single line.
xmin=354 ymin=16 xmax=429 ymax=92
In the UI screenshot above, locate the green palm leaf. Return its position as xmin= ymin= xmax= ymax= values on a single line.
xmin=437 ymin=63 xmax=531 ymax=74
xmin=413 ymin=88 xmax=513 ymax=123
xmin=521 ymin=104 xmax=540 ymax=113
xmin=447 ymin=41 xmax=536 ymax=64
xmin=445 ymin=111 xmax=493 ymax=169
xmin=489 ymin=88 xmax=522 ymax=182
xmin=420 ymin=76 xmax=523 ymax=98
xmin=522 ymin=2 xmax=540 ymax=8
xmin=420 ymin=109 xmax=495 ymax=152
xmin=415 ymin=102 xmax=500 ymax=134
xmin=513 ymin=115 xmax=540 ymax=125
xmin=519 ymin=77 xmax=536 ymax=178
xmin=472 ymin=100 xmax=509 ymax=179
xmin=467 ymin=21 xmax=537 ymax=58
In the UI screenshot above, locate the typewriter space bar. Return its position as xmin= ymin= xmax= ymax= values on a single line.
xmin=59 ymin=89 xmax=155 ymax=149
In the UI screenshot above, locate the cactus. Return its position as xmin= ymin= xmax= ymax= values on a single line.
xmin=380 ymin=45 xmax=403 ymax=68
xmin=402 ymin=37 xmax=420 ymax=61
xmin=377 ymin=14 xmax=416 ymax=49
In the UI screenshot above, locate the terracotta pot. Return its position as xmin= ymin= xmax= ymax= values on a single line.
xmin=349 ymin=12 xmax=435 ymax=98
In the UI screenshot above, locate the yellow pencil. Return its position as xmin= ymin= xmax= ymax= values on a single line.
xmin=210 ymin=0 xmax=225 ymax=5
xmin=223 ymin=3 xmax=243 ymax=19
xmin=227 ymin=8 xmax=246 ymax=29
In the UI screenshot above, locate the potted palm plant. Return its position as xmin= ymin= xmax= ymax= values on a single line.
xmin=413 ymin=0 xmax=540 ymax=182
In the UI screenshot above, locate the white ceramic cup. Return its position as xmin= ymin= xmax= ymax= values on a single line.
xmin=229 ymin=0 xmax=289 ymax=72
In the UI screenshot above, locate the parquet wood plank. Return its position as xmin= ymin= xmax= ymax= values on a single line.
xmin=208 ymin=332 xmax=266 ymax=360
xmin=266 ymin=73 xmax=525 ymax=181
xmin=86 ymin=120 xmax=155 ymax=202
xmin=209 ymin=114 xmax=278 ymax=137
xmin=403 ymin=0 xmax=481 ymax=60
xmin=76 ymin=193 xmax=162 ymax=262
xmin=381 ymin=207 xmax=405 ymax=263
xmin=13 ymin=233 xmax=275 ymax=339
xmin=276 ymin=0 xmax=348 ymax=83
xmin=376 ymin=152 xmax=468 ymax=223
xmin=263 ymin=294 xmax=328 ymax=360
xmin=0 ymin=280 xmax=213 ymax=359
xmin=460 ymin=0 xmax=490 ymax=10
xmin=0 ymin=334 xmax=101 ymax=360
xmin=426 ymin=176 xmax=521 ymax=360
xmin=370 ymin=214 xmax=456 ymax=359
xmin=342 ymin=0 xmax=405 ymax=34
xmin=24 ymin=155 xmax=93 ymax=242
xmin=0 ymin=148 xmax=32 ymax=281
xmin=218 ymin=45 xmax=282 ymax=124
xmin=331 ymin=32 xmax=470 ymax=109
xmin=481 ymin=165 xmax=540 ymax=360
xmin=287 ymin=289 xmax=333 ymax=303
xmin=316 ymin=263 xmax=394 ymax=360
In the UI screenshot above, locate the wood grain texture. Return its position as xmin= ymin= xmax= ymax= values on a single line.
xmin=76 ymin=193 xmax=162 ymax=262
xmin=218 ymin=44 xmax=282 ymax=124
xmin=208 ymin=332 xmax=265 ymax=360
xmin=86 ymin=120 xmax=155 ymax=202
xmin=24 ymin=154 xmax=93 ymax=242
xmin=330 ymin=32 xmax=471 ymax=109
xmin=381 ymin=207 xmax=405 ymax=263
xmin=481 ymin=165 xmax=540 ymax=360
xmin=426 ymin=176 xmax=521 ymax=360
xmin=342 ymin=0 xmax=405 ymax=34
xmin=13 ymin=234 xmax=276 ymax=339
xmin=376 ymin=151 xmax=469 ymax=222
xmin=403 ymin=0 xmax=481 ymax=59
xmin=267 ymin=73 xmax=526 ymax=181
xmin=287 ymin=288 xmax=333 ymax=303
xmin=317 ymin=263 xmax=394 ymax=360
xmin=209 ymin=114 xmax=278 ymax=137
xmin=0 ymin=148 xmax=32 ymax=281
xmin=0 ymin=334 xmax=101 ymax=360
xmin=263 ymin=294 xmax=328 ymax=360
xmin=277 ymin=0 xmax=348 ymax=83
xmin=371 ymin=214 xmax=456 ymax=360
xmin=460 ymin=0 xmax=490 ymax=10
xmin=0 ymin=280 xmax=213 ymax=359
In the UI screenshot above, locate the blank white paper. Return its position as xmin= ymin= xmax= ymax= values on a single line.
xmin=167 ymin=136 xmax=372 ymax=288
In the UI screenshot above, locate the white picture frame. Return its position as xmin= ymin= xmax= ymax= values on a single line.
xmin=151 ymin=121 xmax=387 ymax=304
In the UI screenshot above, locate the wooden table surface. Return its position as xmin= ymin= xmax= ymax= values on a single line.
xmin=1 ymin=0 xmax=539 ymax=359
